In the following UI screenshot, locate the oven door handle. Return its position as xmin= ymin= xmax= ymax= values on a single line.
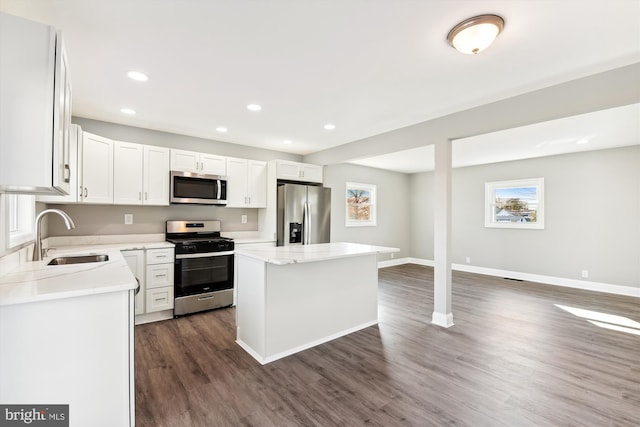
xmin=176 ymin=251 xmax=234 ymax=259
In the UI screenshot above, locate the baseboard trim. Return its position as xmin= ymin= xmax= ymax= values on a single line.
xmin=379 ymin=257 xmax=639 ymax=298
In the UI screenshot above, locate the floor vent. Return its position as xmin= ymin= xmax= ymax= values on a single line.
xmin=503 ymin=277 xmax=524 ymax=282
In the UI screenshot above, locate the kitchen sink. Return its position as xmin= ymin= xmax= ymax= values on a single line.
xmin=47 ymin=254 xmax=109 ymax=265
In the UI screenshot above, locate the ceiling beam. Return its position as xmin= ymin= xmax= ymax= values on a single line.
xmin=304 ymin=62 xmax=640 ymax=166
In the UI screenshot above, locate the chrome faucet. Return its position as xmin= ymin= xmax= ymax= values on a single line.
xmin=32 ymin=209 xmax=76 ymax=261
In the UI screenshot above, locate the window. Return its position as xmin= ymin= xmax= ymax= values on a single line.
xmin=7 ymin=194 xmax=35 ymax=248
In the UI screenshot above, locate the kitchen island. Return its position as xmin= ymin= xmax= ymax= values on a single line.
xmin=234 ymin=242 xmax=399 ymax=364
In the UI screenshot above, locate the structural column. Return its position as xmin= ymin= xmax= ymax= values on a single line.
xmin=432 ymin=139 xmax=453 ymax=327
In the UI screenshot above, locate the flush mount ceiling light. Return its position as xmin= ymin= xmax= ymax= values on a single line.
xmin=215 ymin=126 xmax=228 ymax=133
xmin=447 ymin=14 xmax=504 ymax=55
xmin=283 ymin=139 xmax=292 ymax=145
xmin=127 ymin=71 xmax=149 ymax=81
xmin=323 ymin=123 xmax=336 ymax=130
xmin=120 ymin=108 xmax=136 ymax=115
xmin=247 ymin=104 xmax=262 ymax=111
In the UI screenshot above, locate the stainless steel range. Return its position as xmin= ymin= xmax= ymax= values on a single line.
xmin=166 ymin=220 xmax=234 ymax=316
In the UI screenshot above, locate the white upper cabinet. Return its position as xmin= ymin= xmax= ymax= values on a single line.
xmin=37 ymin=124 xmax=82 ymax=203
xmin=247 ymin=160 xmax=268 ymax=207
xmin=226 ymin=158 xmax=267 ymax=208
xmin=81 ymin=132 xmax=114 ymax=204
xmin=170 ymin=149 xmax=226 ymax=176
xmin=143 ymin=145 xmax=170 ymax=205
xmin=276 ymin=160 xmax=323 ymax=183
xmin=114 ymin=142 xmax=170 ymax=206
xmin=0 ymin=13 xmax=72 ymax=194
xmin=114 ymin=141 xmax=143 ymax=205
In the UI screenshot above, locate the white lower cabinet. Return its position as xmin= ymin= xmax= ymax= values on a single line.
xmin=0 ymin=290 xmax=135 ymax=426
xmin=146 ymin=287 xmax=174 ymax=312
xmin=122 ymin=247 xmax=175 ymax=323
xmin=145 ymin=261 xmax=174 ymax=313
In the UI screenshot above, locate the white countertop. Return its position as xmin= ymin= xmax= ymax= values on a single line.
xmin=0 ymin=241 xmax=173 ymax=307
xmin=234 ymin=242 xmax=399 ymax=265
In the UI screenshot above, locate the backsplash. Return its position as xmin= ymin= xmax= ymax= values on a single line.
xmin=45 ymin=203 xmax=258 ymax=237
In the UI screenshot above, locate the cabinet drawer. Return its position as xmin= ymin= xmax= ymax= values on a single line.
xmin=147 ymin=248 xmax=174 ymax=265
xmin=146 ymin=286 xmax=174 ymax=313
xmin=146 ymin=264 xmax=174 ymax=289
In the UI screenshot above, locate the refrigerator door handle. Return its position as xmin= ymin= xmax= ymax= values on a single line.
xmin=303 ymin=202 xmax=310 ymax=245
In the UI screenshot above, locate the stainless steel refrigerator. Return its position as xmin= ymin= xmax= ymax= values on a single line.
xmin=277 ymin=183 xmax=331 ymax=246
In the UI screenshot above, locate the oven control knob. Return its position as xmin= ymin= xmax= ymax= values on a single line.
xmin=183 ymin=244 xmax=197 ymax=253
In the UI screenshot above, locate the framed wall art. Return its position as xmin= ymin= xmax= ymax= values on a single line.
xmin=345 ymin=182 xmax=376 ymax=227
xmin=485 ymin=178 xmax=544 ymax=229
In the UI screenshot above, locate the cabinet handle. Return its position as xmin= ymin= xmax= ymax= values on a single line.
xmin=64 ymin=164 xmax=71 ymax=183
xmin=156 ymin=254 xmax=167 ymax=258
xmin=155 ymin=274 xmax=166 ymax=278
xmin=84 ymin=187 xmax=88 ymax=198
xmin=155 ymin=298 xmax=166 ymax=302
xmin=197 ymin=295 xmax=215 ymax=301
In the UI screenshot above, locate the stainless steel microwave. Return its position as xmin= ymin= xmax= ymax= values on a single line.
xmin=170 ymin=171 xmax=227 ymax=205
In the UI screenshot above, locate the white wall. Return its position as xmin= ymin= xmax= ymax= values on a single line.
xmin=411 ymin=146 xmax=640 ymax=288
xmin=323 ymin=163 xmax=411 ymax=261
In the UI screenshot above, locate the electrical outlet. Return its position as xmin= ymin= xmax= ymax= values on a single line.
xmin=581 ymin=270 xmax=589 ymax=279
xmin=241 ymin=215 xmax=247 ymax=224
xmin=124 ymin=214 xmax=133 ymax=225
xmin=466 ymin=256 xmax=471 ymax=264
xmin=390 ymin=253 xmax=395 ymax=259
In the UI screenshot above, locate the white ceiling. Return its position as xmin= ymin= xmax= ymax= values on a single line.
xmin=1 ymin=1 xmax=639 ymax=163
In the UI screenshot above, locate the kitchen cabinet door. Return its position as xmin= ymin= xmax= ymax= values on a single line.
xmin=37 ymin=124 xmax=81 ymax=203
xmin=225 ymin=158 xmax=267 ymax=208
xmin=276 ymin=160 xmax=323 ymax=183
xmin=81 ymin=132 xmax=113 ymax=204
xmin=0 ymin=13 xmax=72 ymax=195
xmin=122 ymin=250 xmax=145 ymax=316
xmin=300 ymin=163 xmax=323 ymax=183
xmin=143 ymin=145 xmax=170 ymax=205
xmin=114 ymin=141 xmax=144 ymax=205
xmin=170 ymin=148 xmax=199 ymax=173
xmin=247 ymin=160 xmax=267 ymax=207
xmin=200 ymin=153 xmax=226 ymax=175
xmin=226 ymin=157 xmax=249 ymax=207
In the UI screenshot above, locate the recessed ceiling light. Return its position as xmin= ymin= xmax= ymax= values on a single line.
xmin=120 ymin=108 xmax=136 ymax=115
xmin=216 ymin=126 xmax=228 ymax=133
xmin=283 ymin=140 xmax=292 ymax=145
xmin=127 ymin=71 xmax=149 ymax=82
xmin=247 ymin=104 xmax=262 ymax=111
xmin=323 ymin=123 xmax=336 ymax=130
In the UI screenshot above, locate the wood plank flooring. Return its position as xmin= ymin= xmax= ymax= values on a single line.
xmin=135 ymin=265 xmax=640 ymax=426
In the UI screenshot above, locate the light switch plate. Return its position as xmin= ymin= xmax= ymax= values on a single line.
xmin=241 ymin=215 xmax=248 ymax=224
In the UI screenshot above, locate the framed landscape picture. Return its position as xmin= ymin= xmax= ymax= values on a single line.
xmin=345 ymin=182 xmax=376 ymax=227
xmin=485 ymin=178 xmax=544 ymax=229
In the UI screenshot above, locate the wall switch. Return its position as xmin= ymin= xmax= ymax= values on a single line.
xmin=124 ymin=214 xmax=133 ymax=225
xmin=466 ymin=256 xmax=471 ymax=264
xmin=241 ymin=215 xmax=247 ymax=224
xmin=390 ymin=253 xmax=395 ymax=259
xmin=581 ymin=270 xmax=589 ymax=279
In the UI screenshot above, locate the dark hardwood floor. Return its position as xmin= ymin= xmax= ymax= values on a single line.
xmin=135 ymin=265 xmax=640 ymax=426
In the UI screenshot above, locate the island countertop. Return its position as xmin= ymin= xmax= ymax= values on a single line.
xmin=234 ymin=242 xmax=399 ymax=265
